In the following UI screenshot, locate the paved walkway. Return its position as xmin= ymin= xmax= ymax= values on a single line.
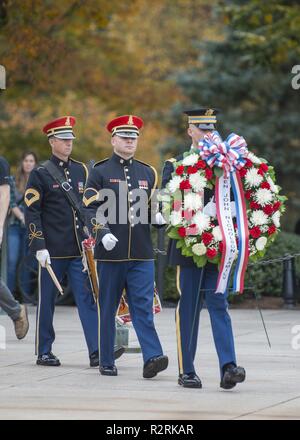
xmin=0 ymin=306 xmax=300 ymax=420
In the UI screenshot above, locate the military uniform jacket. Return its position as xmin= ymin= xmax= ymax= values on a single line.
xmin=162 ymin=153 xmax=215 ymax=268
xmin=25 ymin=155 xmax=88 ymax=258
xmin=83 ymin=152 xmax=159 ymax=261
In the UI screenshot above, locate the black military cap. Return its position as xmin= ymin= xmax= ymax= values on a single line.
xmin=184 ymin=108 xmax=220 ymax=130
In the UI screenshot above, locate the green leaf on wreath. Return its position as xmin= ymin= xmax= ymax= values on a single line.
xmin=168 ymin=229 xmax=180 ymax=240
xmin=176 ymin=241 xmax=184 ymax=249
xmin=214 ymin=167 xmax=223 ymax=178
xmin=193 ymin=255 xmax=208 ymax=268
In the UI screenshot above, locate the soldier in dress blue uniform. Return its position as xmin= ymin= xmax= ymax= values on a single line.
xmin=83 ymin=115 xmax=168 ymax=377
xmin=25 ymin=116 xmax=124 ymax=367
xmin=162 ymin=109 xmax=246 ymax=390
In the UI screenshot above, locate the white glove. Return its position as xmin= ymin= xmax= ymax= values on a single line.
xmin=155 ymin=212 xmax=167 ymax=226
xmin=36 ymin=249 xmax=51 ymax=268
xmin=203 ymin=200 xmax=217 ymax=218
xmin=102 ymin=233 xmax=118 ymax=251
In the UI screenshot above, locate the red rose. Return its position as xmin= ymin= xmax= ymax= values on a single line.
xmin=196 ymin=160 xmax=206 ymax=169
xmin=250 ymin=201 xmax=261 ymax=210
xmin=263 ymin=205 xmax=273 ymax=215
xmin=187 ymin=166 xmax=198 ymax=175
xmin=258 ymin=163 xmax=269 ymax=175
xmin=176 ymin=165 xmax=185 ymax=176
xmin=205 ymin=168 xmax=213 ymax=180
xmin=179 ymin=180 xmax=191 ymax=190
xmin=249 ymin=226 xmax=261 ymax=239
xmin=178 ymin=227 xmax=187 ymax=238
xmin=268 ymin=225 xmax=277 ymax=235
xmin=245 ymin=190 xmax=252 ymax=200
xmin=261 ymin=181 xmax=271 ymax=190
xmin=202 ymin=232 xmax=214 ymax=246
xmin=245 ymin=159 xmax=253 ymax=168
xmin=207 ymin=248 xmax=217 ymax=259
xmin=239 ymin=168 xmax=247 ymax=178
xmin=273 ymin=201 xmax=281 ymax=212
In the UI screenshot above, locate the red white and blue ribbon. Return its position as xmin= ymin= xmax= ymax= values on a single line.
xmin=198 ymin=131 xmax=249 ymax=294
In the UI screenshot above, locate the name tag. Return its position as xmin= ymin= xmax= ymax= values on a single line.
xmin=110 ymin=178 xmax=121 ymax=183
xmin=139 ymin=180 xmax=148 ymax=189
xmin=78 ymin=182 xmax=84 ymax=193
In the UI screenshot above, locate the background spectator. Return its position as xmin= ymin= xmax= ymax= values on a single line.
xmin=7 ymin=152 xmax=38 ymax=302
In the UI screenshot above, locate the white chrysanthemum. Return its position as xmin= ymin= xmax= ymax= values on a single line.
xmin=189 ymin=173 xmax=207 ymax=192
xmin=212 ymin=226 xmax=223 ymax=242
xmin=245 ymin=168 xmax=263 ymax=188
xmin=192 ymin=243 xmax=207 ymax=256
xmin=272 ymin=211 xmax=281 ymax=228
xmin=266 ymin=176 xmax=279 ymax=194
xmin=247 ymin=152 xmax=262 ymax=165
xmin=184 ymin=193 xmax=203 ymax=211
xmin=256 ymin=237 xmax=268 ymax=251
xmin=254 ymin=188 xmax=274 ymax=207
xmin=167 ymin=175 xmax=182 ymax=193
xmin=185 ymin=237 xmax=197 ymax=246
xmin=192 ymin=211 xmax=211 ymax=234
xmin=251 ymin=210 xmax=269 ymax=226
xmin=260 ymin=225 xmax=269 ymax=234
xmin=170 ymin=211 xmax=182 ymax=226
xmin=182 ymin=153 xmax=199 ymax=167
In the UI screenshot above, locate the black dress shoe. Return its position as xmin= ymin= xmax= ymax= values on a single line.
xmin=178 ymin=373 xmax=202 ymax=388
xmin=37 ymin=352 xmax=61 ymax=367
xmin=220 ymin=364 xmax=246 ymax=390
xmin=100 ymin=365 xmax=118 ymax=376
xmin=89 ymin=351 xmax=99 ymax=367
xmin=143 ymin=355 xmax=169 ymax=379
xmin=114 ymin=346 xmax=125 ymax=360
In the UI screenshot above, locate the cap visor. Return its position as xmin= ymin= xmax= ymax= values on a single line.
xmin=197 ymin=124 xmax=215 ymax=130
xmin=115 ymin=132 xmax=138 ymax=139
xmin=54 ymin=132 xmax=76 ymax=140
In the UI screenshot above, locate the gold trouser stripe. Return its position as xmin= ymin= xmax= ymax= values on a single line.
xmin=35 ymin=263 xmax=41 ymax=356
xmin=176 ymin=266 xmax=184 ymax=375
xmin=97 ymin=299 xmax=101 ymax=361
xmin=96 ymin=263 xmax=101 ymax=361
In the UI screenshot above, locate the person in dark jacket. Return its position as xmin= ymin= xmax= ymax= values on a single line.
xmin=83 ymin=115 xmax=168 ymax=378
xmin=161 ymin=109 xmax=246 ymax=390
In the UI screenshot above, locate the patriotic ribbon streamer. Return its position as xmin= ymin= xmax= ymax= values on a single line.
xmin=198 ymin=131 xmax=249 ymax=294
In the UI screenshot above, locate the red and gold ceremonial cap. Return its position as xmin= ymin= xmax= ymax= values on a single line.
xmin=43 ymin=116 xmax=76 ymax=139
xmin=106 ymin=115 xmax=144 ymax=138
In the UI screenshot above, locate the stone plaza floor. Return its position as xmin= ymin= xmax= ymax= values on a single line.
xmin=0 ymin=306 xmax=299 ymax=420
